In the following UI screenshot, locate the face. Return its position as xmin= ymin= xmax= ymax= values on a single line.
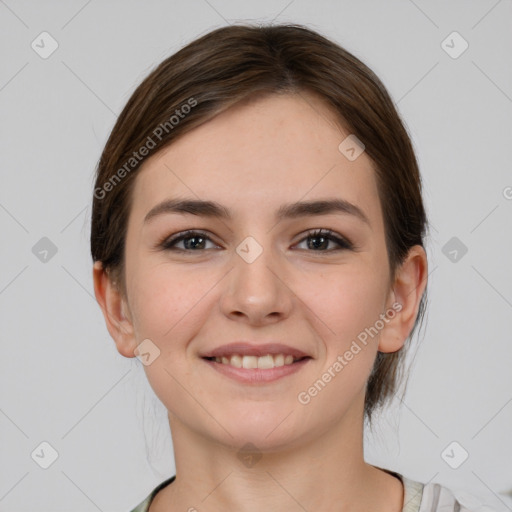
xmin=119 ymin=92 xmax=397 ymax=451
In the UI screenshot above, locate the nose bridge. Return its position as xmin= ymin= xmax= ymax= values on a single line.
xmin=234 ymin=233 xmax=281 ymax=297
xmin=220 ymin=233 xmax=292 ymax=322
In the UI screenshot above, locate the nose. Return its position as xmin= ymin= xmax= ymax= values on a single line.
xmin=219 ymin=237 xmax=293 ymax=326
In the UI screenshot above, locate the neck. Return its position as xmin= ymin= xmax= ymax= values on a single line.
xmin=151 ymin=398 xmax=403 ymax=512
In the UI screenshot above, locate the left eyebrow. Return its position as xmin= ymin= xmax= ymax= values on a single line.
xmin=144 ymin=197 xmax=371 ymax=227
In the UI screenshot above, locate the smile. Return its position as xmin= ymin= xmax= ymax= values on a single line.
xmin=205 ymin=353 xmax=305 ymax=369
xmin=202 ymin=354 xmax=312 ymax=384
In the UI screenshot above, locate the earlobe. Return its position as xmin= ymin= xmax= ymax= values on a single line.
xmin=378 ymin=245 xmax=428 ymax=354
xmin=92 ymin=261 xmax=137 ymax=358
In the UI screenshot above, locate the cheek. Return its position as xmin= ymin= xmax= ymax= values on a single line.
xmin=127 ymin=261 xmax=216 ymax=343
xmin=129 ymin=265 xmax=216 ymax=417
xmin=303 ymin=264 xmax=388 ymax=351
xmin=294 ymin=268 xmax=386 ymax=418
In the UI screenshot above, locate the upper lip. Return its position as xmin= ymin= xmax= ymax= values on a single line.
xmin=200 ymin=342 xmax=311 ymax=359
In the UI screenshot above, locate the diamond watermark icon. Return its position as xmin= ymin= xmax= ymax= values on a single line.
xmin=31 ymin=441 xmax=59 ymax=469
xmin=441 ymin=441 xmax=469 ymax=469
xmin=237 ymin=442 xmax=262 ymax=468
xmin=31 ymin=31 xmax=59 ymax=59
xmin=441 ymin=31 xmax=469 ymax=59
xmin=32 ymin=237 xmax=58 ymax=263
xmin=338 ymin=134 xmax=365 ymax=161
xmin=236 ymin=236 xmax=263 ymax=264
xmin=134 ymin=338 xmax=161 ymax=365
xmin=442 ymin=236 xmax=468 ymax=263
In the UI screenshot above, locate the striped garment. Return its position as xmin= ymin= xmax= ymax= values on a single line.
xmin=129 ymin=472 xmax=496 ymax=511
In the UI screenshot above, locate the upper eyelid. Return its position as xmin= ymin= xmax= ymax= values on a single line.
xmin=166 ymin=229 xmax=219 ymax=244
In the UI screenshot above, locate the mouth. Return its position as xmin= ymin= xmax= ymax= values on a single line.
xmin=200 ymin=342 xmax=313 ymax=384
xmin=202 ymin=353 xmax=311 ymax=369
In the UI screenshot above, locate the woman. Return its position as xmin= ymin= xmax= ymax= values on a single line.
xmin=91 ymin=24 xmax=489 ymax=512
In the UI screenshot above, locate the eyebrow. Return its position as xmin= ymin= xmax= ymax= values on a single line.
xmin=144 ymin=197 xmax=371 ymax=226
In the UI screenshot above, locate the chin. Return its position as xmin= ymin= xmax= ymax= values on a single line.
xmin=210 ymin=408 xmax=311 ymax=453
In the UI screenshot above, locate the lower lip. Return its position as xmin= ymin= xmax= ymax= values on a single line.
xmin=202 ymin=357 xmax=311 ymax=384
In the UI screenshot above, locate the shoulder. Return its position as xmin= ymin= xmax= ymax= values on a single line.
xmin=401 ymin=475 xmax=498 ymax=512
xmin=129 ymin=475 xmax=176 ymax=512
xmin=129 ymin=473 xmax=499 ymax=512
xmin=129 ymin=494 xmax=151 ymax=512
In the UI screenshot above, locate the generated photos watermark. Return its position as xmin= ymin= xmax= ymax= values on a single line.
xmin=94 ymin=97 xmax=198 ymax=200
xmin=297 ymin=301 xmax=403 ymax=405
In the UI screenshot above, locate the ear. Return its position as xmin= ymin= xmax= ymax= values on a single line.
xmin=378 ymin=245 xmax=428 ymax=353
xmin=92 ymin=261 xmax=137 ymax=358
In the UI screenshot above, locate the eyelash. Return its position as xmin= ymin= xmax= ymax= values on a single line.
xmin=157 ymin=228 xmax=354 ymax=253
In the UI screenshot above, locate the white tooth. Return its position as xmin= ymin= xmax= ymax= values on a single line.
xmin=258 ymin=354 xmax=274 ymax=369
xmin=219 ymin=353 xmax=296 ymax=369
xmin=273 ymin=354 xmax=285 ymax=367
xmin=230 ymin=354 xmax=243 ymax=368
xmin=242 ymin=355 xmax=258 ymax=369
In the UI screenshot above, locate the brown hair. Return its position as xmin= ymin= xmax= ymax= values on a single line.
xmin=91 ymin=23 xmax=428 ymax=424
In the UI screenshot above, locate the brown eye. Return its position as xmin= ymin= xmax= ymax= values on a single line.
xmin=294 ymin=229 xmax=353 ymax=252
xmin=159 ymin=230 xmax=218 ymax=251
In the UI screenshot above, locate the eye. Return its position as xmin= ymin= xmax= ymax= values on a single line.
xmin=157 ymin=228 xmax=354 ymax=253
xmin=158 ymin=230 xmax=219 ymax=251
xmin=294 ymin=229 xmax=353 ymax=252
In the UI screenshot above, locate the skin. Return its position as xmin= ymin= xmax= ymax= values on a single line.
xmin=93 ymin=91 xmax=427 ymax=512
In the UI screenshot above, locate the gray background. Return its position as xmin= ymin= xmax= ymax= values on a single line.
xmin=1 ymin=0 xmax=511 ymax=511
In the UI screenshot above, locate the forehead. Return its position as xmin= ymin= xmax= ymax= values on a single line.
xmin=129 ymin=92 xmax=383 ymax=229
